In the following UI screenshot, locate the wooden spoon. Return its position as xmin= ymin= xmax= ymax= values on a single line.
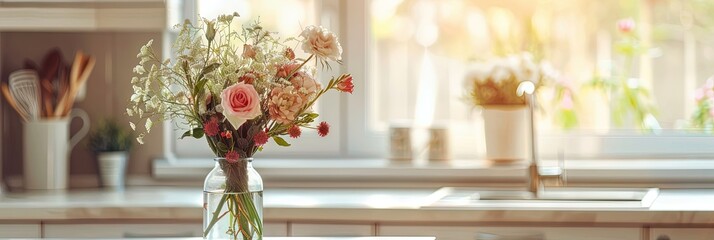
xmin=62 ymin=54 xmax=95 ymax=116
xmin=39 ymin=49 xmax=62 ymax=117
xmin=55 ymin=51 xmax=83 ymax=117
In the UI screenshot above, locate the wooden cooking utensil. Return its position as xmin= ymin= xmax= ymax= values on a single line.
xmin=39 ymin=49 xmax=62 ymax=117
xmin=64 ymin=54 xmax=95 ymax=116
xmin=55 ymin=51 xmax=95 ymax=117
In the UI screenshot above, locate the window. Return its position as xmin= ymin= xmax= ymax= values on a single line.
xmin=352 ymin=0 xmax=714 ymax=160
xmin=168 ymin=0 xmax=345 ymax=158
xmin=165 ymin=0 xmax=714 ymax=162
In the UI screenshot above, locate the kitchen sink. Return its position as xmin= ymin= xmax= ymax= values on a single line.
xmin=421 ymin=187 xmax=659 ymax=209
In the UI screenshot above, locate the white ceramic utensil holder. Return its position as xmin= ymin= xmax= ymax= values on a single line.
xmin=23 ymin=108 xmax=89 ymax=190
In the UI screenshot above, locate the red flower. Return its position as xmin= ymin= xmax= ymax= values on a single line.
xmin=239 ymin=72 xmax=257 ymax=85
xmin=220 ymin=130 xmax=232 ymax=139
xmin=288 ymin=125 xmax=301 ymax=138
xmin=203 ymin=117 xmax=220 ymax=137
xmin=253 ymin=129 xmax=269 ymax=146
xmin=276 ymin=62 xmax=300 ymax=79
xmin=336 ymin=75 xmax=354 ymax=94
xmin=285 ymin=48 xmax=295 ymax=60
xmin=225 ymin=150 xmax=240 ymax=163
xmin=317 ymin=121 xmax=329 ymax=137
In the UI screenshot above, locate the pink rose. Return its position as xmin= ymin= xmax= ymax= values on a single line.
xmin=220 ymin=83 xmax=262 ymax=129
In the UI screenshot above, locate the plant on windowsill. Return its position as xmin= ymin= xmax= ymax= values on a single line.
xmin=88 ymin=119 xmax=133 ymax=189
xmin=464 ymin=52 xmax=562 ymax=164
xmin=585 ymin=18 xmax=660 ymax=131
xmin=689 ymin=77 xmax=714 ymax=132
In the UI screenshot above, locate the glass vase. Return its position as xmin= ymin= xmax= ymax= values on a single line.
xmin=203 ymin=158 xmax=263 ymax=240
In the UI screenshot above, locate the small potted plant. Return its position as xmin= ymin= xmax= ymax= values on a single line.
xmin=88 ymin=119 xmax=132 ymax=189
xmin=465 ymin=53 xmax=551 ymax=164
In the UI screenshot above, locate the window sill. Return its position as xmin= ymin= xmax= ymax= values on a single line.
xmin=152 ymin=158 xmax=524 ymax=187
xmin=152 ymin=158 xmax=714 ymax=188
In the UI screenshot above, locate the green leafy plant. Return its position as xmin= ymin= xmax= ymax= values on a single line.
xmin=585 ymin=18 xmax=659 ymax=131
xmin=88 ymin=119 xmax=133 ymax=152
xmin=689 ymin=77 xmax=714 ymax=132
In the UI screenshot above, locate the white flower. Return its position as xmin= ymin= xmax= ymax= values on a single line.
xmin=133 ymin=65 xmax=146 ymax=74
xmin=300 ymin=25 xmax=343 ymax=61
xmin=136 ymin=134 xmax=145 ymax=144
xmin=145 ymin=118 xmax=153 ymax=133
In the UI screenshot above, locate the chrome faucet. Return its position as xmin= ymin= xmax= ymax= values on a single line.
xmin=517 ymin=81 xmax=565 ymax=197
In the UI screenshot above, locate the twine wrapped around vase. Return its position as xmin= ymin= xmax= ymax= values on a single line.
xmin=219 ymin=159 xmax=250 ymax=193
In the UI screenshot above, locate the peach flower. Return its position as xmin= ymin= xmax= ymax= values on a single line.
xmin=268 ymin=86 xmax=305 ymax=124
xmin=276 ymin=62 xmax=301 ymax=79
xmin=300 ymin=25 xmax=342 ymax=61
xmin=242 ymin=44 xmax=257 ymax=59
xmin=290 ymin=71 xmax=320 ymax=95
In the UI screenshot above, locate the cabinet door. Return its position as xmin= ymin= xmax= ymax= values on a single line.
xmin=379 ymin=225 xmax=640 ymax=240
xmin=44 ymin=223 xmax=202 ymax=238
xmin=0 ymin=224 xmax=41 ymax=238
xmin=291 ymin=223 xmax=374 ymax=236
xmin=651 ymin=228 xmax=714 ymax=240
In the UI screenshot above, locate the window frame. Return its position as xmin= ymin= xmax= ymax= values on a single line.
xmin=156 ymin=0 xmax=714 ymax=184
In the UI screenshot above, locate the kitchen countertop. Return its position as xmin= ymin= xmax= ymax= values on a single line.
xmin=0 ymin=187 xmax=713 ymax=225
xmin=21 ymin=238 xmax=434 ymax=240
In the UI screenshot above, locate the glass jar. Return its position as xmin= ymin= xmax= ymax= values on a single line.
xmin=203 ymin=158 xmax=263 ymax=240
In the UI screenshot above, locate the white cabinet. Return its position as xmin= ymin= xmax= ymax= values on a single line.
xmin=42 ymin=222 xmax=288 ymax=238
xmin=43 ymin=223 xmax=202 ymax=238
xmin=265 ymin=221 xmax=288 ymax=237
xmin=650 ymin=228 xmax=714 ymax=240
xmin=0 ymin=0 xmax=166 ymax=31
xmin=0 ymin=224 xmax=41 ymax=238
xmin=291 ymin=223 xmax=374 ymax=236
xmin=379 ymin=225 xmax=641 ymax=240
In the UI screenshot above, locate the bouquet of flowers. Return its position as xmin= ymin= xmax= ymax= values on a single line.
xmin=127 ymin=13 xmax=353 ymax=239
xmin=465 ymin=53 xmax=548 ymax=106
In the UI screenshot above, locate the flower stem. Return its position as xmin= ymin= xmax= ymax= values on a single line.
xmin=203 ymin=194 xmax=229 ymax=238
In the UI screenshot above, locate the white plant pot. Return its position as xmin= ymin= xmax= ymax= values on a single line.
xmin=97 ymin=151 xmax=127 ymax=189
xmin=482 ymin=105 xmax=528 ymax=164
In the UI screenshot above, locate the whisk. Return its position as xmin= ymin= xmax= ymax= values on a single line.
xmin=8 ymin=69 xmax=41 ymax=121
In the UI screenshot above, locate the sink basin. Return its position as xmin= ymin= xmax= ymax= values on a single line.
xmin=422 ymin=187 xmax=659 ymax=209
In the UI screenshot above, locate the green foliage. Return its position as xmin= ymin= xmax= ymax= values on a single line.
xmin=272 ymin=136 xmax=290 ymax=147
xmin=181 ymin=128 xmax=204 ymax=139
xmin=88 ymin=119 xmax=133 ymax=152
